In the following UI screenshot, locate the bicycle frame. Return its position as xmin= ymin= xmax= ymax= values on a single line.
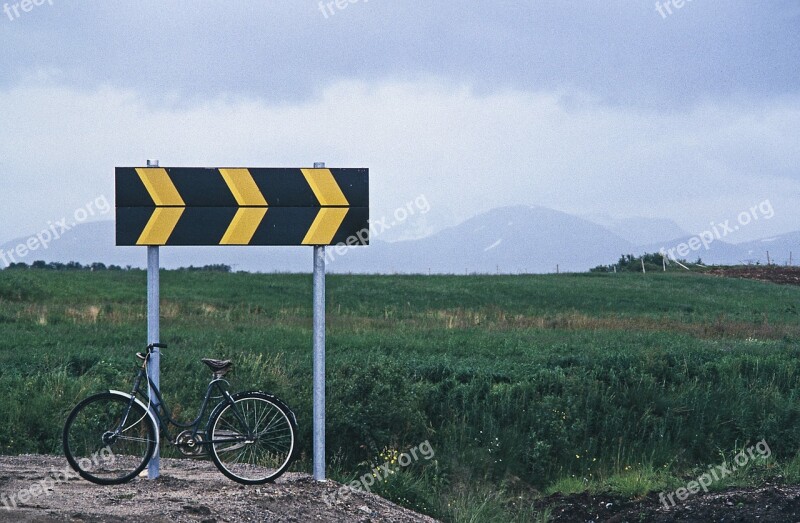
xmin=112 ymin=355 xmax=255 ymax=450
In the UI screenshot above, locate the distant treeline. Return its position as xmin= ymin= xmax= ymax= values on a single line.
xmin=591 ymin=252 xmax=697 ymax=273
xmin=2 ymin=261 xmax=233 ymax=273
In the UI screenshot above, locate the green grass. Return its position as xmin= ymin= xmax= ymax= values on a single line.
xmin=1 ymin=268 xmax=799 ymax=521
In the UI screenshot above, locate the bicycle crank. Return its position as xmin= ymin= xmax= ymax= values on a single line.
xmin=175 ymin=431 xmax=207 ymax=457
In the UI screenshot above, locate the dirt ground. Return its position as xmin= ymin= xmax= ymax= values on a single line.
xmin=4 ymin=458 xmax=800 ymax=522
xmin=0 ymin=455 xmax=437 ymax=523
xmin=704 ymin=265 xmax=800 ymax=286
xmin=534 ymin=484 xmax=800 ymax=522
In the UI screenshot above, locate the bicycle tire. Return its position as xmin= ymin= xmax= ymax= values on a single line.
xmin=208 ymin=392 xmax=297 ymax=485
xmin=63 ymin=392 xmax=157 ymax=485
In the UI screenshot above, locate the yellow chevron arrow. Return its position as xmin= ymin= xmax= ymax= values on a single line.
xmin=302 ymin=208 xmax=349 ymax=245
xmin=137 ymin=208 xmax=185 ymax=245
xmin=301 ymin=168 xmax=349 ymax=206
xmin=219 ymin=168 xmax=268 ymax=206
xmin=220 ymin=208 xmax=268 ymax=245
xmin=135 ymin=168 xmax=185 ymax=206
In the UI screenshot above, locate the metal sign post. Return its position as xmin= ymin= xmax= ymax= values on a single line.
xmin=312 ymin=246 xmax=326 ymax=480
xmin=312 ymin=162 xmax=327 ymax=481
xmin=145 ymin=160 xmax=161 ymax=480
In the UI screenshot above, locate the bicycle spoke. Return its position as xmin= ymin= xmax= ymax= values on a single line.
xmin=116 ymin=435 xmax=152 ymax=443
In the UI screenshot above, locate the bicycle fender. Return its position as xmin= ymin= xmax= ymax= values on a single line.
xmin=209 ymin=391 xmax=298 ymax=428
xmin=108 ymin=390 xmax=161 ymax=448
xmin=244 ymin=391 xmax=298 ymax=427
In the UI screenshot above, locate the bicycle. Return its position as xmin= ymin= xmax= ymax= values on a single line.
xmin=63 ymin=343 xmax=298 ymax=485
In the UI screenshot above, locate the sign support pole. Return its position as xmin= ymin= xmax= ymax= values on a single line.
xmin=146 ymin=159 xmax=161 ymax=480
xmin=312 ymin=161 xmax=327 ymax=481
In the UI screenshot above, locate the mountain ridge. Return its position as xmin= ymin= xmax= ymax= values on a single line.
xmin=0 ymin=206 xmax=794 ymax=273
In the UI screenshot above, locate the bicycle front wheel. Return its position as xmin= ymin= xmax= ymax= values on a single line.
xmin=209 ymin=392 xmax=297 ymax=484
xmin=63 ymin=392 xmax=157 ymax=485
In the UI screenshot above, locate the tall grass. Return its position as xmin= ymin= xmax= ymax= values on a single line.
xmin=0 ymin=269 xmax=799 ymax=520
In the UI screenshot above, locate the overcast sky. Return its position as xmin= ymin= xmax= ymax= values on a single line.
xmin=1 ymin=0 xmax=799 ymax=245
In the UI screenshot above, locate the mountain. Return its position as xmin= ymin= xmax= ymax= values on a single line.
xmin=583 ymin=214 xmax=689 ymax=246
xmin=332 ymin=206 xmax=635 ymax=273
xmin=636 ymin=231 xmax=800 ymax=265
xmin=0 ymin=206 xmax=635 ymax=274
xmin=734 ymin=232 xmax=800 ymax=266
xmin=0 ymin=221 xmax=309 ymax=273
xmin=639 ymin=235 xmax=747 ymax=266
xmin=639 ymin=230 xmax=800 ymax=267
xmin=1 ymin=207 xmax=796 ymax=273
xmin=376 ymin=205 xmax=459 ymax=243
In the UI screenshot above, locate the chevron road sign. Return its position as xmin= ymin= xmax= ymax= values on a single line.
xmin=116 ymin=167 xmax=370 ymax=246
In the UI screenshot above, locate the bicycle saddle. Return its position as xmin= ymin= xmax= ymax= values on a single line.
xmin=202 ymin=358 xmax=233 ymax=375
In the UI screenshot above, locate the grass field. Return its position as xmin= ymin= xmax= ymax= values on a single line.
xmin=1 ymin=268 xmax=800 ymax=521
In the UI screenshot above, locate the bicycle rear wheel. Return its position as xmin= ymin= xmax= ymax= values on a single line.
xmin=209 ymin=392 xmax=296 ymax=484
xmin=63 ymin=392 xmax=157 ymax=485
